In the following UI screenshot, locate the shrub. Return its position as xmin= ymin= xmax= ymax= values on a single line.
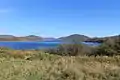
xmin=91 ymin=36 xmax=120 ymax=56
xmin=92 ymin=44 xmax=117 ymax=56
xmin=0 ymin=47 xmax=11 ymax=53
xmin=47 ymin=43 xmax=93 ymax=56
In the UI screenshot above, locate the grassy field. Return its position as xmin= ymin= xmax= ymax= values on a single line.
xmin=0 ymin=49 xmax=120 ymax=80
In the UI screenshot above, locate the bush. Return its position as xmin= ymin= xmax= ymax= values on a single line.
xmin=92 ymin=44 xmax=117 ymax=56
xmin=47 ymin=43 xmax=93 ymax=56
xmin=91 ymin=36 xmax=120 ymax=56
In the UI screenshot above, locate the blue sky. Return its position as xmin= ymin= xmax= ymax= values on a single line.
xmin=0 ymin=0 xmax=120 ymax=38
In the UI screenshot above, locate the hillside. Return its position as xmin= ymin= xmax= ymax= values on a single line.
xmin=0 ymin=35 xmax=43 ymax=41
xmin=0 ymin=34 xmax=119 ymax=42
xmin=42 ymin=37 xmax=57 ymax=41
xmin=59 ymin=34 xmax=90 ymax=42
xmin=86 ymin=35 xmax=120 ymax=43
xmin=0 ymin=34 xmax=90 ymax=42
xmin=0 ymin=35 xmax=15 ymax=38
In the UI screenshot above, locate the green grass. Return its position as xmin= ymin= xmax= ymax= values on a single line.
xmin=0 ymin=49 xmax=120 ymax=80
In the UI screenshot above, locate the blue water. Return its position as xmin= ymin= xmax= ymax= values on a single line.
xmin=0 ymin=41 xmax=100 ymax=50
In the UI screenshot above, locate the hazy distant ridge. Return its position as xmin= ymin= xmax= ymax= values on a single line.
xmin=0 ymin=34 xmax=90 ymax=42
xmin=59 ymin=34 xmax=90 ymax=42
xmin=0 ymin=34 xmax=119 ymax=42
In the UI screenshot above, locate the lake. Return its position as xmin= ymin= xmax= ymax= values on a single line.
xmin=0 ymin=41 xmax=100 ymax=50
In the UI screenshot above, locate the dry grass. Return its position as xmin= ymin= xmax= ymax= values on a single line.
xmin=0 ymin=49 xmax=120 ymax=80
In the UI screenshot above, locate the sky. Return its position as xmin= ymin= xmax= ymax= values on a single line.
xmin=0 ymin=0 xmax=120 ymax=38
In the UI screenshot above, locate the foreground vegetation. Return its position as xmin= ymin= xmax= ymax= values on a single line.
xmin=0 ymin=48 xmax=119 ymax=80
xmin=0 ymin=36 xmax=120 ymax=80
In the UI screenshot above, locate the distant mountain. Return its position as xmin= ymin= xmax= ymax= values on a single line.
xmin=0 ymin=34 xmax=119 ymax=42
xmin=85 ymin=37 xmax=105 ymax=43
xmin=85 ymin=35 xmax=120 ymax=43
xmin=42 ymin=38 xmax=57 ymax=41
xmin=0 ymin=34 xmax=90 ymax=42
xmin=59 ymin=34 xmax=90 ymax=42
xmin=0 ymin=35 xmax=15 ymax=38
xmin=0 ymin=35 xmax=43 ymax=41
xmin=24 ymin=35 xmax=43 ymax=41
